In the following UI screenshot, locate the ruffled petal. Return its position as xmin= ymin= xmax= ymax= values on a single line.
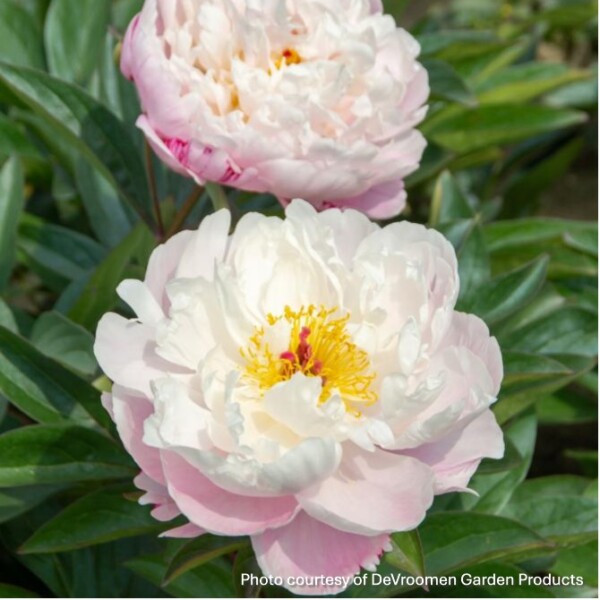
xmin=252 ymin=511 xmax=390 ymax=596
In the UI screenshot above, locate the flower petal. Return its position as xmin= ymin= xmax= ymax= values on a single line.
xmin=110 ymin=385 xmax=165 ymax=484
xmin=404 ymin=410 xmax=504 ymax=493
xmin=297 ymin=445 xmax=434 ymax=535
xmin=252 ymin=511 xmax=390 ymax=596
xmin=161 ymin=451 xmax=299 ymax=535
xmin=95 ymin=314 xmax=185 ymax=395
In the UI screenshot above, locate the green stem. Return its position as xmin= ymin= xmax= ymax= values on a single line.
xmin=205 ymin=182 xmax=231 ymax=212
xmin=145 ymin=142 xmax=165 ymax=239
xmin=166 ymin=186 xmax=204 ymax=239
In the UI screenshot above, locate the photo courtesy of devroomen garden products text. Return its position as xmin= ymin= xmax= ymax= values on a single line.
xmin=0 ymin=0 xmax=596 ymax=598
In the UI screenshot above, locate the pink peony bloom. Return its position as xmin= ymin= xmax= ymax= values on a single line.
xmin=121 ymin=0 xmax=429 ymax=219
xmin=95 ymin=200 xmax=503 ymax=595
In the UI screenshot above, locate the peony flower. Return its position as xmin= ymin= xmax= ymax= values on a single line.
xmin=94 ymin=200 xmax=504 ymax=596
xmin=121 ymin=0 xmax=429 ymax=219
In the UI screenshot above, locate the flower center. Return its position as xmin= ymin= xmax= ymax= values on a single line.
xmin=273 ymin=48 xmax=302 ymax=70
xmin=241 ymin=305 xmax=377 ymax=413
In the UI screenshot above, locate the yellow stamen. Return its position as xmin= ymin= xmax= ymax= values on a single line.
xmin=273 ymin=48 xmax=302 ymax=70
xmin=241 ymin=305 xmax=377 ymax=414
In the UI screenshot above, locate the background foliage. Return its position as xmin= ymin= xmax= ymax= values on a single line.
xmin=0 ymin=0 xmax=597 ymax=597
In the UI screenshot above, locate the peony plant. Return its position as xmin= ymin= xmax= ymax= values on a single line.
xmin=0 ymin=0 xmax=596 ymax=598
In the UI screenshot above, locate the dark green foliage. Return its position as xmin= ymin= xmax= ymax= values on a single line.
xmin=0 ymin=0 xmax=596 ymax=597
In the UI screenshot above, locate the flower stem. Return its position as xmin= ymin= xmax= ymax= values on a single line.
xmin=166 ymin=186 xmax=204 ymax=239
xmin=145 ymin=142 xmax=165 ymax=240
xmin=205 ymin=182 xmax=230 ymax=212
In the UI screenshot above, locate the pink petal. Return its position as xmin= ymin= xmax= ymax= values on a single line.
xmin=332 ymin=179 xmax=408 ymax=220
xmin=404 ymin=410 xmax=504 ymax=493
xmin=120 ymin=13 xmax=140 ymax=81
xmin=298 ymin=446 xmax=434 ymax=535
xmin=135 ymin=472 xmax=180 ymax=522
xmin=110 ymin=385 xmax=165 ymax=484
xmin=252 ymin=511 xmax=390 ymax=596
xmin=161 ymin=451 xmax=299 ymax=536
xmin=137 ymin=115 xmax=193 ymax=178
xmin=160 ymin=523 xmax=205 ymax=538
xmin=138 ymin=115 xmax=258 ymax=189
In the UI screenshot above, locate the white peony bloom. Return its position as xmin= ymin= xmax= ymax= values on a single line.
xmin=95 ymin=200 xmax=504 ymax=596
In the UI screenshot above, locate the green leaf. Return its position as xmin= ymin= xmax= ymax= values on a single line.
xmin=426 ymin=105 xmax=586 ymax=154
xmin=0 ymin=484 xmax=66 ymax=525
xmin=541 ymin=2 xmax=598 ymax=28
xmin=18 ymin=213 xmax=106 ymax=291
xmin=477 ymin=63 xmax=590 ymax=105
xmin=456 ymin=221 xmax=491 ymax=308
xmin=501 ymin=307 xmax=597 ymax=357
xmin=502 ymin=351 xmax=574 ymax=387
xmin=3 ymin=517 xmax=165 ymax=599
xmin=497 ymin=285 xmax=566 ymax=337
xmin=584 ymin=479 xmax=598 ymax=499
xmin=537 ymin=388 xmax=598 ymax=425
xmin=0 ymin=157 xmax=24 ymax=291
xmin=0 ymin=326 xmax=110 ymax=430
xmin=164 ymin=534 xmax=249 ymax=585
xmin=0 ymin=583 xmax=38 ymax=598
xmin=563 ymin=450 xmax=598 ymax=478
xmin=485 ymin=219 xmax=597 ymax=253
xmin=75 ymin=158 xmax=134 ymax=249
xmin=0 ymin=62 xmax=154 ymax=228
xmin=551 ymin=539 xmax=598 ymax=588
xmin=0 ymin=298 xmax=17 ymax=333
xmin=546 ymin=75 xmax=598 ymax=110
xmin=417 ymin=31 xmax=497 ymax=60
xmin=496 ymin=353 xmax=596 ymax=425
xmin=94 ymin=32 xmax=140 ymax=127
xmin=30 ymin=312 xmax=97 ymax=377
xmin=68 ymin=224 xmax=153 ymax=330
xmin=468 ymin=256 xmax=549 ymax=325
xmin=419 ymin=512 xmax=552 ymax=575
xmin=20 ymin=485 xmax=162 ymax=553
xmin=564 ymin=229 xmax=598 ymax=258
xmin=386 ymin=530 xmax=426 ymax=578
xmin=430 ymin=170 xmax=474 ymax=226
xmin=0 ymin=113 xmax=41 ymax=159
xmin=0 ymin=1 xmax=44 ymax=69
xmin=233 ymin=546 xmax=264 ymax=598
xmin=501 ymin=476 xmax=597 ymax=545
xmin=505 ymin=138 xmax=584 ymax=208
xmin=457 ymin=40 xmax=529 ymax=87
xmin=127 ymin=554 xmax=236 ymax=598
xmin=423 ymin=59 xmax=476 ymax=106
xmin=0 ymin=424 xmax=134 ymax=486
xmin=44 ymin=0 xmax=111 ymax=85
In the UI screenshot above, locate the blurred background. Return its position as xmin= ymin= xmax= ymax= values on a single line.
xmin=0 ymin=0 xmax=596 ymax=597
xmin=387 ymin=0 xmax=598 ymax=221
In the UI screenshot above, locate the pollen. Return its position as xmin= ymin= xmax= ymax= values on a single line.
xmin=241 ymin=305 xmax=377 ymax=413
xmin=273 ymin=48 xmax=302 ymax=70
